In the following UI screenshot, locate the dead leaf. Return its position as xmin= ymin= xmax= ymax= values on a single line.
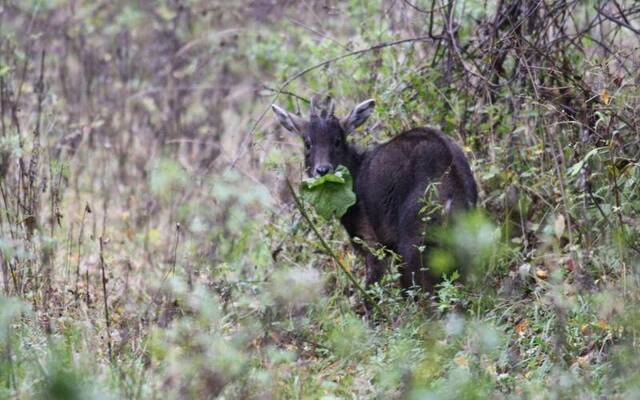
xmin=600 ymin=89 xmax=610 ymax=105
xmin=515 ymin=319 xmax=530 ymax=336
xmin=613 ymin=75 xmax=623 ymax=87
xmin=566 ymin=258 xmax=576 ymax=272
xmin=580 ymin=324 xmax=589 ymax=334
xmin=454 ymin=355 xmax=468 ymax=367
xmin=535 ymin=268 xmax=548 ymax=279
xmin=554 ymin=214 xmax=565 ymax=240
xmin=577 ymin=354 xmax=590 ymax=367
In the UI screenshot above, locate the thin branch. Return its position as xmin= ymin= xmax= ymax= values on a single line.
xmin=285 ymin=16 xmax=349 ymax=50
xmin=260 ymin=86 xmax=310 ymax=104
xmin=285 ymin=179 xmax=385 ymax=318
xmin=99 ymin=237 xmax=112 ymax=362
xmin=596 ymin=5 xmax=640 ymax=36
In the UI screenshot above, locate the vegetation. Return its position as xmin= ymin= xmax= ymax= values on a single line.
xmin=0 ymin=0 xmax=639 ymax=398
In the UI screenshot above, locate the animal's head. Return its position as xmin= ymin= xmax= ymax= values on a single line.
xmin=272 ymin=97 xmax=375 ymax=177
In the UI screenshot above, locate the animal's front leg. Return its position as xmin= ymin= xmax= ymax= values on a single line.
xmin=365 ymin=253 xmax=387 ymax=287
xmin=361 ymin=252 xmax=388 ymax=318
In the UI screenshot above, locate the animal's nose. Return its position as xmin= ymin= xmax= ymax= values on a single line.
xmin=315 ymin=165 xmax=332 ymax=176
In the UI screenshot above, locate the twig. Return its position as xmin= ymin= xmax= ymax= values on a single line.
xmin=0 ymin=183 xmax=15 ymax=240
xmin=99 ymin=236 xmax=113 ymax=362
xmin=0 ymin=77 xmax=7 ymax=138
xmin=171 ymin=223 xmax=181 ymax=275
xmin=285 ymin=179 xmax=385 ymax=318
xmin=74 ymin=203 xmax=91 ymax=303
xmin=260 ymin=86 xmax=310 ymax=104
xmin=596 ymin=5 xmax=640 ymax=36
xmin=2 ymin=318 xmax=16 ymax=391
xmin=285 ymin=16 xmax=349 ymax=50
xmin=402 ymin=0 xmax=430 ymax=14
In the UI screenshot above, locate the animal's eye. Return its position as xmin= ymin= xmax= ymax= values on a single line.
xmin=334 ymin=137 xmax=341 ymax=148
xmin=304 ymin=141 xmax=311 ymax=150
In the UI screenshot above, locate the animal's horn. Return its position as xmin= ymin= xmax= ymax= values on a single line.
xmin=310 ymin=96 xmax=318 ymax=118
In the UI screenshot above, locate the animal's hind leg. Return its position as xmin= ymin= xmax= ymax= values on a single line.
xmin=398 ymin=242 xmax=433 ymax=294
xmin=397 ymin=190 xmax=435 ymax=294
xmin=365 ymin=253 xmax=387 ymax=287
xmin=359 ymin=252 xmax=387 ymax=317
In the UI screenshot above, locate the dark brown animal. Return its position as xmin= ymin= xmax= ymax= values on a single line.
xmin=272 ymin=97 xmax=478 ymax=292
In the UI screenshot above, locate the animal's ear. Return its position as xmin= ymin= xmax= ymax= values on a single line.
xmin=340 ymin=99 xmax=375 ymax=134
xmin=271 ymin=104 xmax=307 ymax=135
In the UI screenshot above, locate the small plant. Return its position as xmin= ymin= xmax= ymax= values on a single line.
xmin=435 ymin=271 xmax=465 ymax=313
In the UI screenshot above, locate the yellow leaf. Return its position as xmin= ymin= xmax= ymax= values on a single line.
xmin=22 ymin=82 xmax=34 ymax=94
xmin=515 ymin=319 xmax=530 ymax=335
xmin=577 ymin=355 xmax=590 ymax=367
xmin=148 ymin=228 xmax=162 ymax=247
xmin=156 ymin=5 xmax=176 ymax=20
xmin=597 ymin=320 xmax=608 ymax=330
xmin=535 ymin=268 xmax=548 ymax=279
xmin=337 ymin=253 xmax=351 ymax=272
xmin=580 ymin=324 xmax=589 ymax=334
xmin=600 ymin=89 xmax=610 ymax=105
xmin=454 ymin=355 xmax=468 ymax=367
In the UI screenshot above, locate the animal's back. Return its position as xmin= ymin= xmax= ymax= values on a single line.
xmin=356 ymin=127 xmax=477 ymax=249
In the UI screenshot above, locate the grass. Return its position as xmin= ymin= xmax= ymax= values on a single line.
xmin=1 ymin=0 xmax=640 ymax=398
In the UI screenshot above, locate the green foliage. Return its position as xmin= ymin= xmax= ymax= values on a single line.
xmin=0 ymin=297 xmax=22 ymax=351
xmin=146 ymin=281 xmax=253 ymax=398
xmin=0 ymin=0 xmax=639 ymax=398
xmin=149 ymin=158 xmax=189 ymax=202
xmin=38 ymin=361 xmax=86 ymax=400
xmin=269 ymin=266 xmax=323 ymax=309
xmin=300 ymin=165 xmax=357 ymax=220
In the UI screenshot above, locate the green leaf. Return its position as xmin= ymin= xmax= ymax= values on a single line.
xmin=567 ymin=147 xmax=608 ymax=177
xmin=0 ymin=64 xmax=10 ymax=77
xmin=300 ymin=165 xmax=357 ymax=220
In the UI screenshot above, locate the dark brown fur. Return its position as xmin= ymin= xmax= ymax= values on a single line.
xmin=341 ymin=127 xmax=477 ymax=290
xmin=272 ymin=99 xmax=478 ymax=291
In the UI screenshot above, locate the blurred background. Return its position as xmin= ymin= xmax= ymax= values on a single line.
xmin=0 ymin=0 xmax=639 ymax=398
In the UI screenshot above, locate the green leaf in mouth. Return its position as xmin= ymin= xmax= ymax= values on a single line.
xmin=300 ymin=165 xmax=357 ymax=220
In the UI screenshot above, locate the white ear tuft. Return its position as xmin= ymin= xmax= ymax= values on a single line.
xmin=340 ymin=99 xmax=375 ymax=134
xmin=272 ymin=104 xmax=306 ymax=135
